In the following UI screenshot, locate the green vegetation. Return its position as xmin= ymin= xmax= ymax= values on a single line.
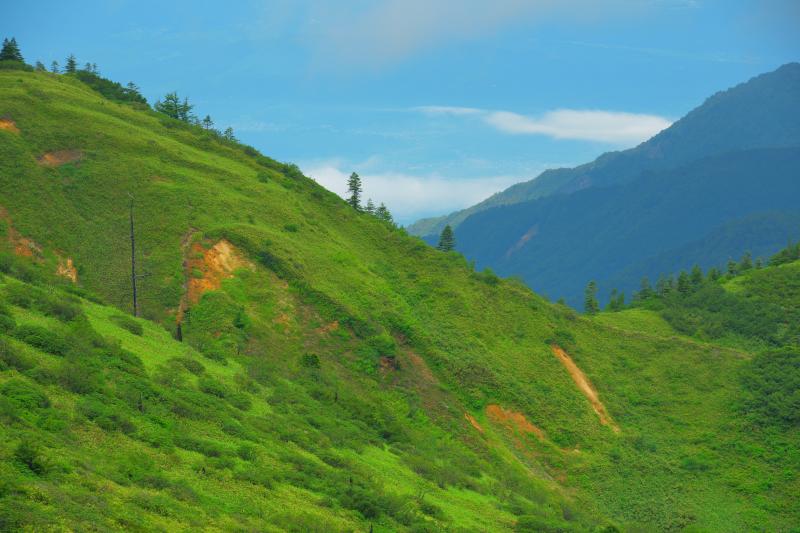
xmin=619 ymin=245 xmax=800 ymax=350
xmin=436 ymin=225 xmax=455 ymax=252
xmin=0 ymin=48 xmax=798 ymax=531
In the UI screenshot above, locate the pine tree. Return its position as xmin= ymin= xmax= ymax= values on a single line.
xmin=726 ymin=259 xmax=737 ymax=276
xmin=178 ymin=96 xmax=194 ymax=122
xmin=437 ymin=225 xmax=455 ymax=252
xmin=637 ymin=276 xmax=652 ymax=300
xmin=707 ymin=267 xmax=721 ymax=281
xmin=656 ymin=275 xmax=671 ymax=296
xmin=223 ymin=127 xmax=236 ymax=141
xmin=375 ymin=203 xmax=394 ymax=225
xmin=690 ymin=264 xmax=703 ymax=286
xmin=739 ymin=251 xmax=753 ymax=271
xmin=607 ymin=288 xmax=620 ymax=311
xmin=677 ymin=271 xmax=691 ymax=294
xmin=201 ymin=115 xmax=214 ymax=130
xmin=346 ymin=172 xmax=362 ymax=210
xmin=364 ymin=198 xmax=375 ymax=214
xmin=0 ymin=37 xmax=24 ymax=62
xmin=584 ymin=281 xmax=599 ymax=314
xmin=34 ymin=61 xmax=46 ymax=72
xmin=64 ymin=54 xmax=77 ymax=73
xmin=155 ymin=92 xmax=183 ymax=119
xmin=50 ymin=60 xmax=59 ymax=73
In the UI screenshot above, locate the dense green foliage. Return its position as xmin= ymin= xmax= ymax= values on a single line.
xmin=73 ymin=70 xmax=147 ymax=106
xmin=1 ymin=66 xmax=798 ymax=531
xmin=624 ymin=246 xmax=800 ymax=350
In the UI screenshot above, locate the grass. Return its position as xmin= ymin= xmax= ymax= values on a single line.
xmin=0 ymin=69 xmax=798 ymax=531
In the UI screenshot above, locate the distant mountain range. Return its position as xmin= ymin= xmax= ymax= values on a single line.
xmin=409 ymin=63 xmax=800 ymax=306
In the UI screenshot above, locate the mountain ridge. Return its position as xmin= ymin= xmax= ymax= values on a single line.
xmin=408 ymin=62 xmax=800 ymax=239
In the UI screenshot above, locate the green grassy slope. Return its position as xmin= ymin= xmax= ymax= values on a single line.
xmin=1 ymin=70 xmax=798 ymax=531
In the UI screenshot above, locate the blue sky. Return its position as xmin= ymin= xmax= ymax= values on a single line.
xmin=3 ymin=0 xmax=798 ymax=223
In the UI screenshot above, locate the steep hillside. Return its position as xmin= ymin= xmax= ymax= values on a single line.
xmin=409 ymin=62 xmax=800 ymax=239
xmin=1 ymin=69 xmax=799 ymax=531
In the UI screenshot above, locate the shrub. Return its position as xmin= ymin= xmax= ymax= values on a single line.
xmin=228 ymin=391 xmax=252 ymax=411
xmin=739 ymin=348 xmax=800 ymax=427
xmin=199 ymin=376 xmax=230 ymax=398
xmin=0 ymin=378 xmax=51 ymax=409
xmin=14 ymin=439 xmax=47 ymax=475
xmin=110 ymin=314 xmax=143 ymax=336
xmin=59 ymin=359 xmax=104 ymax=394
xmin=41 ymin=297 xmax=82 ymax=322
xmin=175 ymin=356 xmax=205 ymax=375
xmin=0 ymin=313 xmax=16 ymax=333
xmin=13 ymin=325 xmax=69 ymax=356
xmin=300 ymin=353 xmax=321 ymax=369
xmin=0 ymin=60 xmax=33 ymax=72
xmin=78 ymin=396 xmax=135 ymax=433
xmin=0 ymin=338 xmax=32 ymax=371
xmin=174 ymin=435 xmax=226 ymax=457
xmin=514 ymin=515 xmax=571 ymax=532
xmin=4 ymin=283 xmax=82 ymax=321
xmin=283 ymin=223 xmax=299 ymax=233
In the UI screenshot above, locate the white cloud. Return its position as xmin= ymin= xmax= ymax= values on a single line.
xmin=420 ymin=106 xmax=672 ymax=144
xmin=485 ymin=109 xmax=671 ymax=143
xmin=302 ymin=161 xmax=520 ymax=224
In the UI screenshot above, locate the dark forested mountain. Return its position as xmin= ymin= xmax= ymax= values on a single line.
xmin=409 ymin=62 xmax=800 ymax=240
xmin=457 ymin=147 xmax=800 ymax=306
xmin=412 ymin=63 xmax=800 ymax=306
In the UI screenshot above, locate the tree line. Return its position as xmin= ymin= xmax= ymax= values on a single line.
xmin=583 ymin=243 xmax=800 ymax=315
xmin=1 ymin=37 xmax=237 ymax=141
xmin=344 ymin=172 xmax=456 ymax=252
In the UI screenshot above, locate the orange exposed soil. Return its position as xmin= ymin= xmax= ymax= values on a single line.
xmin=37 ymin=149 xmax=82 ymax=167
xmin=464 ymin=413 xmax=484 ymax=434
xmin=551 ymin=345 xmax=620 ymax=433
xmin=315 ymin=321 xmax=339 ymax=335
xmin=56 ymin=257 xmax=78 ymax=283
xmin=0 ymin=207 xmax=43 ymax=260
xmin=406 ymin=351 xmax=437 ymax=384
xmin=177 ymin=239 xmax=253 ymax=323
xmin=0 ymin=118 xmax=20 ymax=134
xmin=486 ymin=404 xmax=545 ymax=441
xmin=187 ymin=240 xmax=252 ymax=304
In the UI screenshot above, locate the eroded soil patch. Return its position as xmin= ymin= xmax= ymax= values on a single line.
xmin=38 ymin=149 xmax=82 ymax=167
xmin=486 ymin=404 xmax=545 ymax=440
xmin=464 ymin=413 xmax=485 ymax=434
xmin=0 ymin=207 xmax=43 ymax=259
xmin=56 ymin=256 xmax=78 ymax=283
xmin=177 ymin=238 xmax=253 ymax=323
xmin=0 ymin=118 xmax=20 ymax=134
xmin=551 ymin=345 xmax=620 ymax=433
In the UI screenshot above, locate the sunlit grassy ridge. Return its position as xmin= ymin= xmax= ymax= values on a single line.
xmin=1 ymin=70 xmax=798 ymax=531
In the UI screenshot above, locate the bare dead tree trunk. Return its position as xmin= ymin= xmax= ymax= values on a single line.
xmin=129 ymin=195 xmax=138 ymax=317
